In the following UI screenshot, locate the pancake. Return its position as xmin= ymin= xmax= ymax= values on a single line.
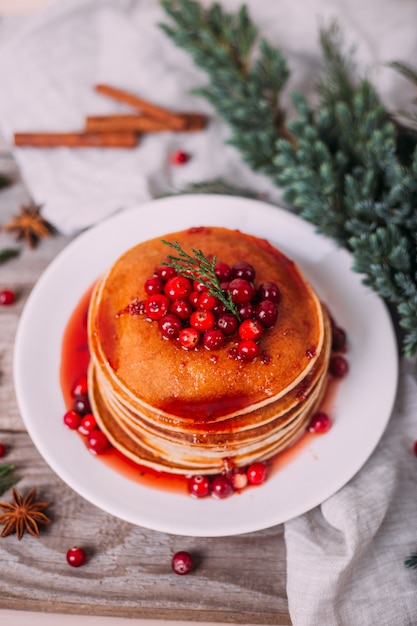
xmin=87 ymin=226 xmax=331 ymax=474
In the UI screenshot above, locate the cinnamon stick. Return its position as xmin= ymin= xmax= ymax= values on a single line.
xmin=14 ymin=131 xmax=138 ymax=148
xmin=94 ymin=84 xmax=187 ymax=130
xmin=85 ymin=113 xmax=206 ymax=133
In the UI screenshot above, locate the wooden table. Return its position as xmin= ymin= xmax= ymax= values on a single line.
xmin=0 ymin=134 xmax=291 ymax=624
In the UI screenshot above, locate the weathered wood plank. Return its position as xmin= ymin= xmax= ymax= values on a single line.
xmin=0 ymin=142 xmax=291 ymax=624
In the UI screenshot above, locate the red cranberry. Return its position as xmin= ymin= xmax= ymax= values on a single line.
xmin=79 ymin=413 xmax=97 ymax=433
xmin=329 ymin=355 xmax=349 ymax=377
xmin=66 ymin=547 xmax=86 ymax=567
xmin=229 ymin=279 xmax=255 ymax=304
xmin=172 ymin=550 xmax=194 ymax=575
xmin=71 ymin=375 xmax=88 ymax=397
xmin=188 ymin=474 xmax=210 ymax=498
xmin=189 ymin=291 xmax=200 ymax=308
xmin=164 ymin=276 xmax=192 ymax=300
xmin=198 ymin=292 xmax=219 ymax=310
xmin=193 ymin=278 xmax=208 ymax=293
xmin=213 ymin=302 xmax=227 ymax=316
xmin=255 ymin=300 xmax=278 ymax=328
xmin=170 ymin=299 xmax=193 ymax=320
xmin=332 ymin=326 xmax=347 ymax=351
xmin=145 ymin=294 xmax=170 ymax=320
xmin=238 ymin=319 xmax=263 ymax=341
xmin=214 ymin=262 xmax=232 ymax=282
xmin=179 ymin=327 xmax=200 ymax=349
xmin=257 ymin=282 xmax=281 ymax=303
xmin=144 ymin=276 xmax=164 ymax=295
xmin=238 ymin=339 xmax=259 ymax=361
xmin=72 ymin=394 xmax=91 ymax=416
xmin=0 ymin=289 xmax=15 ymax=305
xmin=156 ymin=266 xmax=177 ymax=282
xmin=246 ymin=462 xmax=267 ymax=485
xmin=190 ymin=309 xmax=215 ymax=332
xmin=231 ymin=470 xmax=248 ymax=490
xmin=158 ymin=314 xmax=182 ymax=339
xmin=216 ymin=313 xmax=238 ymax=336
xmin=87 ymin=429 xmax=110 ymax=454
xmin=0 ymin=443 xmax=5 ymax=458
xmin=238 ymin=302 xmax=255 ymax=320
xmin=171 ymin=150 xmax=189 ymax=165
xmin=413 ymin=441 xmax=417 ymax=456
xmin=211 ymin=475 xmax=234 ymax=499
xmin=63 ymin=410 xmax=82 ymax=430
xmin=203 ymin=329 xmax=225 ymax=350
xmin=309 ymin=412 xmax=332 ymax=433
xmin=232 ymin=261 xmax=255 ymax=281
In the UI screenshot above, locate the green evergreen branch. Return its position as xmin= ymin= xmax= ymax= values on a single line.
xmin=0 ymin=464 xmax=20 ymax=497
xmin=161 ymin=239 xmax=240 ymax=318
xmin=160 ymin=0 xmax=417 ymax=356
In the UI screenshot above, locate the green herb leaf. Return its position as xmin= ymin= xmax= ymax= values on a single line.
xmin=161 ymin=238 xmax=240 ymax=319
xmin=0 ymin=465 xmax=20 ymax=497
xmin=0 ymin=248 xmax=20 ymax=265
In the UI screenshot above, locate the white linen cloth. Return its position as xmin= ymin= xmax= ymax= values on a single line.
xmin=1 ymin=1 xmax=417 ymax=624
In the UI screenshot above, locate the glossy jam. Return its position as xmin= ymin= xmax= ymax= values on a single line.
xmin=60 ymin=286 xmax=334 ymax=494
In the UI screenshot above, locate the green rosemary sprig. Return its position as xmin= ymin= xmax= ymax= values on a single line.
xmin=405 ymin=554 xmax=417 ymax=569
xmin=0 ymin=248 xmax=20 ymax=265
xmin=0 ymin=464 xmax=20 ymax=497
xmin=161 ymin=239 xmax=240 ymax=319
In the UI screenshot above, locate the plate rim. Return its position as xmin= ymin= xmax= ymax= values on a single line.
xmin=13 ymin=194 xmax=399 ymax=536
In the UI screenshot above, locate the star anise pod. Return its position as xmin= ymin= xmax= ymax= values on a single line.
xmin=0 ymin=487 xmax=51 ymax=540
xmin=3 ymin=203 xmax=54 ymax=248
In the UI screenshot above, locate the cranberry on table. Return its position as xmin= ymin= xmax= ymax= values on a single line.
xmin=0 ymin=442 xmax=5 ymax=458
xmin=171 ymin=550 xmax=194 ymax=575
xmin=331 ymin=326 xmax=347 ymax=351
xmin=66 ymin=547 xmax=86 ymax=567
xmin=0 ymin=289 xmax=15 ymax=305
xmin=171 ymin=150 xmax=190 ymax=165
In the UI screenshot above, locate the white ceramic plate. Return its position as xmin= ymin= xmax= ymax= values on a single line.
xmin=14 ymin=195 xmax=399 ymax=537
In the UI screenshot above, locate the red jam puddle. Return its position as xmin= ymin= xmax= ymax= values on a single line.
xmin=60 ymin=286 xmax=339 ymax=496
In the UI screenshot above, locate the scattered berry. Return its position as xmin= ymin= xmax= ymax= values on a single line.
xmin=144 ymin=276 xmax=164 ymax=295
xmin=145 ymin=294 xmax=170 ymax=320
xmin=158 ymin=313 xmax=182 ymax=339
xmin=0 ymin=443 xmax=5 ymax=458
xmin=63 ymin=410 xmax=82 ymax=430
xmin=255 ymin=300 xmax=278 ymax=328
xmin=179 ymin=327 xmax=200 ymax=349
xmin=188 ymin=474 xmax=210 ymax=498
xmin=203 ymin=328 xmax=225 ymax=350
xmin=71 ymin=375 xmax=88 ymax=397
xmin=329 ymin=355 xmax=349 ymax=377
xmin=246 ymin=462 xmax=267 ymax=485
xmin=238 ymin=339 xmax=259 ymax=361
xmin=72 ymin=394 xmax=91 ymax=416
xmin=309 ymin=412 xmax=332 ymax=433
xmin=66 ymin=547 xmax=86 ymax=567
xmin=171 ymin=150 xmax=189 ymax=165
xmin=232 ymin=261 xmax=255 ymax=281
xmin=80 ymin=413 xmax=97 ymax=433
xmin=238 ymin=319 xmax=263 ymax=341
xmin=211 ymin=475 xmax=234 ymax=499
xmin=257 ymin=282 xmax=281 ymax=303
xmin=0 ymin=289 xmax=15 ymax=305
xmin=331 ymin=326 xmax=347 ymax=351
xmin=87 ymin=429 xmax=110 ymax=454
xmin=413 ymin=441 xmax=417 ymax=456
xmin=172 ymin=550 xmax=194 ymax=575
xmin=231 ymin=469 xmax=248 ymax=490
xmin=156 ymin=266 xmax=177 ymax=282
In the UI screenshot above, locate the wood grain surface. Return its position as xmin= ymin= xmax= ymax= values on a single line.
xmin=0 ymin=135 xmax=291 ymax=625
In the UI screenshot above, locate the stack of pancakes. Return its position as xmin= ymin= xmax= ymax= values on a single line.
xmin=87 ymin=226 xmax=331 ymax=474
